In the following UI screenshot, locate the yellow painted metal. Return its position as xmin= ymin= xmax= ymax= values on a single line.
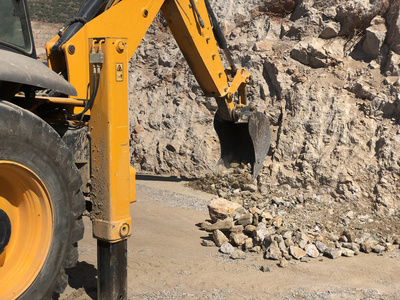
xmin=89 ymin=38 xmax=132 ymax=242
xmin=161 ymin=0 xmax=228 ymax=96
xmin=0 ymin=161 xmax=53 ymax=299
xmin=47 ymin=0 xmax=166 ymax=100
xmin=130 ymin=166 xmax=137 ymax=203
xmin=46 ymin=0 xmax=232 ymax=100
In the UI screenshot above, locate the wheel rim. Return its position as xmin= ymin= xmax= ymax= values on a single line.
xmin=0 ymin=161 xmax=53 ymax=299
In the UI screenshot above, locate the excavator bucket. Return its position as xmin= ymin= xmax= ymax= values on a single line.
xmin=214 ymin=111 xmax=271 ymax=179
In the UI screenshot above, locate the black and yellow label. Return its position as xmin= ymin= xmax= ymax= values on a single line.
xmin=116 ymin=63 xmax=123 ymax=82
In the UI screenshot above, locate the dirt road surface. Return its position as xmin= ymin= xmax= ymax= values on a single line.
xmin=61 ymin=176 xmax=400 ymax=299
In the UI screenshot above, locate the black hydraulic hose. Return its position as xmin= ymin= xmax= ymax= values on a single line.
xmin=52 ymin=0 xmax=108 ymax=54
xmin=66 ymin=67 xmax=100 ymax=118
xmin=204 ymin=0 xmax=237 ymax=71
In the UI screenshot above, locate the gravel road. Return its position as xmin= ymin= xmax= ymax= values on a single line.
xmin=61 ymin=177 xmax=400 ymax=300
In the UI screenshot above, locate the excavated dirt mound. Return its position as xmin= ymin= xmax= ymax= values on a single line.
xmin=190 ymin=165 xmax=400 ymax=264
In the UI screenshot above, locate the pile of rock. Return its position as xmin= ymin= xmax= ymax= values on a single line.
xmin=201 ymin=196 xmax=400 ymax=267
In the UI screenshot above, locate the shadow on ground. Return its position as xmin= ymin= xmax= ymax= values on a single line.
xmin=136 ymin=174 xmax=196 ymax=182
xmin=66 ymin=261 xmax=97 ymax=299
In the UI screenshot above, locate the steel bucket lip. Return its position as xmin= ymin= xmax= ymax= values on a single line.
xmin=213 ymin=110 xmax=271 ymax=179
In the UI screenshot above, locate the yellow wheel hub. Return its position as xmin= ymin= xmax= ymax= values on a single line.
xmin=0 ymin=161 xmax=53 ymax=299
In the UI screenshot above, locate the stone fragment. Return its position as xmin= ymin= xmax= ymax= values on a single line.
xmin=213 ymin=230 xmax=229 ymax=247
xmin=242 ymin=184 xmax=257 ymax=192
xmin=324 ymin=248 xmax=342 ymax=259
xmin=285 ymin=237 xmax=295 ymax=248
xmin=373 ymin=244 xmax=386 ymax=253
xmin=363 ymin=16 xmax=387 ymax=58
xmin=244 ymin=225 xmax=256 ymax=234
xmin=201 ymin=240 xmax=215 ymax=247
xmin=281 ymin=249 xmax=291 ymax=260
xmin=230 ymin=250 xmax=246 ymax=260
xmin=249 ymin=207 xmax=262 ymax=215
xmin=254 ymin=225 xmax=270 ymax=242
xmin=201 ymin=218 xmax=233 ymax=232
xmin=336 ymin=1 xmax=389 ymax=35
xmin=279 ymin=257 xmax=289 ymax=268
xmin=360 ymin=237 xmax=379 ymax=253
xmin=289 ymin=246 xmax=306 ymax=260
xmin=294 ymin=231 xmax=309 ymax=249
xmin=384 ymin=51 xmax=400 ymax=76
xmin=232 ymin=207 xmax=248 ymax=220
xmin=220 ymin=242 xmax=235 ymax=254
xmin=386 ymin=244 xmax=399 ymax=252
xmin=208 ymin=198 xmax=242 ymax=222
xmin=300 ymin=257 xmax=310 ymax=262
xmin=262 ymin=235 xmax=273 ymax=249
xmin=273 ymin=216 xmax=282 ymax=228
xmin=325 ymin=232 xmax=339 ymax=242
xmin=261 ymin=210 xmax=273 ymax=220
xmin=319 ymin=21 xmax=340 ymax=39
xmin=387 ymin=2 xmax=400 ymax=54
xmin=282 ymin=231 xmax=293 ymax=240
xmin=237 ymin=213 xmax=253 ymax=226
xmin=244 ymin=238 xmax=254 ymax=250
xmin=305 ymin=244 xmax=319 ymax=258
xmin=230 ymin=225 xmax=244 ymax=234
xmin=341 ymin=242 xmax=360 ymax=255
xmin=231 ymin=233 xmax=248 ymax=246
xmin=249 ymin=246 xmax=262 ymax=253
xmin=341 ymin=248 xmax=355 ymax=257
xmin=263 ymin=58 xmax=293 ymax=100
xmin=265 ymin=243 xmax=282 ymax=260
xmin=277 ymin=239 xmax=286 ymax=251
xmin=260 ymin=265 xmax=271 ymax=272
xmin=290 ymin=38 xmax=335 ymax=68
xmin=201 ymin=221 xmax=212 ymax=231
xmin=342 ymin=229 xmax=356 ymax=243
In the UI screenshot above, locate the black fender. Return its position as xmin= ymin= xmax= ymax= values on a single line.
xmin=0 ymin=49 xmax=76 ymax=97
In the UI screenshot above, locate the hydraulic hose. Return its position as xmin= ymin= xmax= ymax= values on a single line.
xmin=204 ymin=0 xmax=237 ymax=71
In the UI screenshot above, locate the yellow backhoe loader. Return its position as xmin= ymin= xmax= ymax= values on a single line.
xmin=0 ymin=0 xmax=271 ymax=299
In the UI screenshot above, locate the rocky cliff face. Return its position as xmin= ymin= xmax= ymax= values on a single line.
xmin=129 ymin=0 xmax=400 ymax=215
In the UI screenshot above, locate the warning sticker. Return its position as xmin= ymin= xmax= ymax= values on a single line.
xmin=116 ymin=63 xmax=123 ymax=82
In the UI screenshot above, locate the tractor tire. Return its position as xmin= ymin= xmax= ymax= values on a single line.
xmin=0 ymin=100 xmax=85 ymax=299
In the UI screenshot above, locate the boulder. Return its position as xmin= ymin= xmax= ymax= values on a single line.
xmin=363 ymin=16 xmax=387 ymax=58
xmin=319 ymin=22 xmax=341 ymax=39
xmin=290 ymin=39 xmax=329 ymax=68
xmin=387 ymin=1 xmax=400 ymax=54
xmin=305 ymin=244 xmax=319 ymax=258
xmin=220 ymin=242 xmax=235 ymax=254
xmin=213 ymin=230 xmax=229 ymax=247
xmin=230 ymin=232 xmax=248 ymax=246
xmin=289 ymin=246 xmax=307 ymax=259
xmin=201 ymin=218 xmax=233 ymax=232
xmin=384 ymin=51 xmax=400 ymax=76
xmin=315 ymin=241 xmax=328 ymax=253
xmin=324 ymin=248 xmax=342 ymax=259
xmin=208 ymin=198 xmax=243 ymax=222
xmin=265 ymin=242 xmax=282 ymax=260
xmin=279 ymin=257 xmax=289 ymax=268
xmin=336 ymin=0 xmax=389 ymax=35
xmin=237 ymin=213 xmax=253 ymax=226
xmin=230 ymin=250 xmax=246 ymax=260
